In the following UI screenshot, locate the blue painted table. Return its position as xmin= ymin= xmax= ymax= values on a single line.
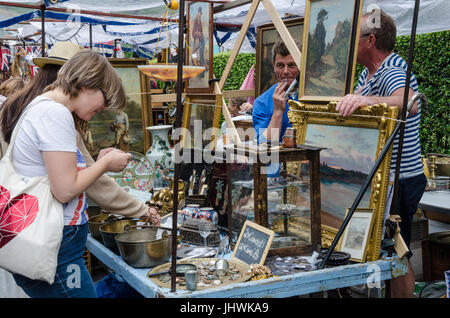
xmin=86 ymin=234 xmax=407 ymax=298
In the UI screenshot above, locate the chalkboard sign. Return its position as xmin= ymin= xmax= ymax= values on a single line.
xmin=231 ymin=221 xmax=274 ymax=266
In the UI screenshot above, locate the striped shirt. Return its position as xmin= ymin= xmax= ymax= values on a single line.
xmin=356 ymin=53 xmax=424 ymax=179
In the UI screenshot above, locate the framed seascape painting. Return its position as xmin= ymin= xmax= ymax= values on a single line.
xmin=186 ymin=1 xmax=213 ymax=93
xmin=337 ymin=208 xmax=375 ymax=262
xmin=300 ymin=0 xmax=362 ymax=102
xmin=256 ymin=18 xmax=304 ymax=97
xmin=288 ymin=101 xmax=398 ymax=261
xmin=87 ymin=58 xmax=152 ymax=158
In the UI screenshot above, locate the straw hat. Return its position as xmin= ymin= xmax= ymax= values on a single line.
xmin=33 ymin=41 xmax=84 ymax=68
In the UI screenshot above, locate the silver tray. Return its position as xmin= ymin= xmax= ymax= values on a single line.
xmin=176 ymin=246 xmax=216 ymax=259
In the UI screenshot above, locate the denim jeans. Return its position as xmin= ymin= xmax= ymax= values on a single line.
xmin=13 ymin=223 xmax=96 ymax=298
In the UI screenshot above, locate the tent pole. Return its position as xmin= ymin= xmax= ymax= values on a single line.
xmin=389 ymin=0 xmax=421 ymax=216
xmin=40 ymin=4 xmax=45 ymax=57
xmin=0 ymin=1 xmax=177 ymax=23
xmin=171 ymin=0 xmax=186 ymax=293
xmin=89 ymin=24 xmax=93 ymax=49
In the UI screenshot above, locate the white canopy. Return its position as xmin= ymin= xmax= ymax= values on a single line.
xmin=0 ymin=0 xmax=449 ymax=54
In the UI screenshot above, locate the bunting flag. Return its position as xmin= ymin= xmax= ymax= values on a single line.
xmin=26 ymin=46 xmax=42 ymax=78
xmin=1 ymin=45 xmax=11 ymax=72
xmin=91 ymin=41 xmax=115 ymax=57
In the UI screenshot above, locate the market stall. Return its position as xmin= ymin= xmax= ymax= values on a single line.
xmin=2 ymin=0 xmax=448 ymax=299
xmin=81 ymin=0 xmax=413 ymax=297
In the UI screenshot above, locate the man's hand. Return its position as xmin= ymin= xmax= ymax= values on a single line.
xmin=240 ymin=102 xmax=253 ymax=113
xmin=336 ymin=87 xmax=418 ymax=117
xmin=336 ymin=94 xmax=371 ymax=116
xmin=272 ymin=81 xmax=289 ymax=115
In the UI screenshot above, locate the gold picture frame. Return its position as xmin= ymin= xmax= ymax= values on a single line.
xmin=186 ymin=1 xmax=214 ymax=93
xmin=288 ymin=101 xmax=398 ymax=261
xmin=337 ymin=208 xmax=375 ymax=262
xmin=299 ymin=0 xmax=362 ymax=102
xmin=89 ymin=58 xmax=152 ymax=156
xmin=180 ymin=94 xmax=222 ymax=151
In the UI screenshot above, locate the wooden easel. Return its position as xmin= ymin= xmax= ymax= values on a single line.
xmin=216 ymin=0 xmax=302 ymax=146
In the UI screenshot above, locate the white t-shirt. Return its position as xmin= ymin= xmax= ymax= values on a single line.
xmin=12 ymin=95 xmax=88 ymax=225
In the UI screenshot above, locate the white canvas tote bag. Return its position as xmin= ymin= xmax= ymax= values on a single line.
xmin=0 ymin=100 xmax=64 ymax=284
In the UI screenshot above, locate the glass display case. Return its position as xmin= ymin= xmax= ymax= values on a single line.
xmin=226 ymin=145 xmax=323 ymax=256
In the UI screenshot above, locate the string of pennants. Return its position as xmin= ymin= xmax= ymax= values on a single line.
xmin=0 ymin=41 xmax=127 ymax=79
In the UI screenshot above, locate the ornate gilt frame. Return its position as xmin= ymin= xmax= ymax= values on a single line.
xmin=287 ymin=101 xmax=398 ymax=262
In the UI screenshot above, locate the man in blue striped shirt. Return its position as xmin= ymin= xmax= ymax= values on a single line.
xmin=336 ymin=9 xmax=427 ymax=298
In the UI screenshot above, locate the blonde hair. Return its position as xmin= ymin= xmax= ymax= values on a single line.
xmin=0 ymin=77 xmax=26 ymax=97
xmin=46 ymin=50 xmax=126 ymax=110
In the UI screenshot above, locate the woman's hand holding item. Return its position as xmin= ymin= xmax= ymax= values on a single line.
xmin=98 ymin=148 xmax=132 ymax=172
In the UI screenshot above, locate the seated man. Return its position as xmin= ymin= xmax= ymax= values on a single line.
xmin=336 ymin=9 xmax=426 ymax=298
xmin=252 ymin=40 xmax=301 ymax=144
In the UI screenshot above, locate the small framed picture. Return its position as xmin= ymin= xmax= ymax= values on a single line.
xmin=186 ymin=1 xmax=213 ymax=93
xmin=337 ymin=208 xmax=375 ymax=262
xmin=299 ymin=0 xmax=363 ymax=102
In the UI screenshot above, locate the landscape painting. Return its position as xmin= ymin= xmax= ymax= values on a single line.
xmin=300 ymin=0 xmax=361 ymax=101
xmin=300 ymin=124 xmax=378 ymax=229
xmin=288 ymin=101 xmax=397 ymax=259
xmin=338 ymin=208 xmax=374 ymax=261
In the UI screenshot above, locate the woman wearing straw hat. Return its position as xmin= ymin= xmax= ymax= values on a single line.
xmin=0 ymin=44 xmax=160 ymax=298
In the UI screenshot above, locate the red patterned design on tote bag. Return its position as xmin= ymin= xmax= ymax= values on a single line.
xmin=0 ymin=186 xmax=39 ymax=248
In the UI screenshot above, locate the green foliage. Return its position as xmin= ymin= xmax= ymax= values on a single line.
xmin=213 ymin=52 xmax=256 ymax=91
xmin=354 ymin=30 xmax=449 ymax=155
xmin=213 ymin=52 xmax=256 ymax=125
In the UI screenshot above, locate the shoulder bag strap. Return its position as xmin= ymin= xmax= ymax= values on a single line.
xmin=3 ymin=97 xmax=48 ymax=161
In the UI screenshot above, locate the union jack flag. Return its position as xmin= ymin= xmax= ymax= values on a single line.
xmin=26 ymin=46 xmax=42 ymax=78
xmin=1 ymin=45 xmax=11 ymax=72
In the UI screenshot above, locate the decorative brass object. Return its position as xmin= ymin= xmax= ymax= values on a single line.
xmin=149 ymin=177 xmax=186 ymax=216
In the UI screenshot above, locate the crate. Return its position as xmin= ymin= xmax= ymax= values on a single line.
xmin=411 ymin=216 xmax=429 ymax=242
xmin=179 ymin=218 xmax=220 ymax=247
xmin=421 ymin=231 xmax=450 ymax=282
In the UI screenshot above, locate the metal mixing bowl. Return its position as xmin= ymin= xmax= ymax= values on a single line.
xmin=88 ymin=212 xmax=117 ymax=240
xmin=99 ymin=219 xmax=139 ymax=254
xmin=115 ymin=226 xmax=181 ymax=268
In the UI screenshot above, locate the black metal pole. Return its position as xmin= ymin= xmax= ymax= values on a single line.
xmin=40 ymin=5 xmax=45 ymax=57
xmin=170 ymin=0 xmax=185 ymax=293
xmin=390 ymin=0 xmax=421 ymax=215
xmin=89 ymin=24 xmax=93 ymax=49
